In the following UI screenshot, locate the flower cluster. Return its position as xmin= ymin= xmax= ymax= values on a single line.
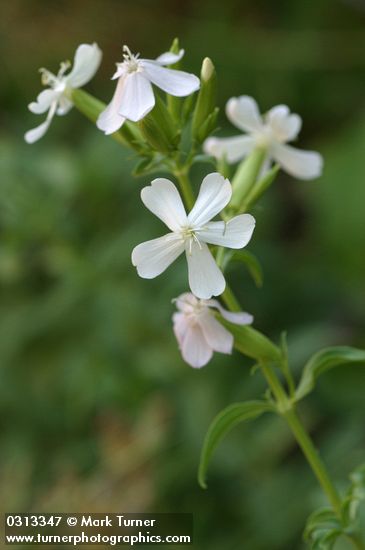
xmin=25 ymin=41 xmax=323 ymax=368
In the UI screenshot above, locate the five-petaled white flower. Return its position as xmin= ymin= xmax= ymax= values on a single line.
xmin=173 ymin=292 xmax=253 ymax=368
xmin=97 ymin=46 xmax=200 ymax=135
xmin=131 ymin=173 xmax=255 ymax=300
xmin=204 ymin=95 xmax=323 ymax=180
xmin=25 ymin=43 xmax=102 ymax=144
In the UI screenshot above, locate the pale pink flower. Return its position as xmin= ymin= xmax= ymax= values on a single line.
xmin=173 ymin=293 xmax=253 ymax=368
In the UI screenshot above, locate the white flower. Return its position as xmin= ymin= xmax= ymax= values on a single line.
xmin=173 ymin=292 xmax=253 ymax=368
xmin=97 ymin=46 xmax=200 ymax=135
xmin=25 ymin=43 xmax=102 ymax=144
xmin=204 ymin=96 xmax=323 ymax=180
xmin=131 ymin=173 xmax=255 ymax=300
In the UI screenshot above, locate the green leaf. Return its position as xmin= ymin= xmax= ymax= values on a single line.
xmin=295 ymin=346 xmax=365 ymax=401
xmin=342 ymin=463 xmax=365 ymax=526
xmin=304 ymin=507 xmax=342 ymax=549
xmin=132 ymin=155 xmax=168 ymax=177
xmin=224 ymin=250 xmax=263 ymax=287
xmin=198 ymin=400 xmax=275 ymax=489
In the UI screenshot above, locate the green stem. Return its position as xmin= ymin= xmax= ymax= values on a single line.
xmin=174 ymin=169 xmax=195 ymax=210
xmin=226 ymin=285 xmax=343 ymax=518
xmin=221 ymin=285 xmax=242 ymax=311
xmin=261 ymin=363 xmax=289 ymax=406
xmin=283 ymin=408 xmax=342 ymax=516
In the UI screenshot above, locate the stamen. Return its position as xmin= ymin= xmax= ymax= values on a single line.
xmin=57 ymin=60 xmax=71 ymax=78
xmin=192 ymin=233 xmax=202 ymax=250
xmin=39 ymin=68 xmax=56 ymax=86
xmin=122 ymin=45 xmax=141 ymax=72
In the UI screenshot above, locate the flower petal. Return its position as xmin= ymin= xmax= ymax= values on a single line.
xmin=141 ymin=178 xmax=187 ymax=231
xmin=198 ymin=311 xmax=233 ymax=354
xmin=132 ymin=233 xmax=184 ymax=279
xmin=24 ymin=101 xmax=57 ymax=143
xmin=188 ymin=173 xmax=232 ymax=227
xmin=142 ymin=61 xmax=200 ymax=96
xmin=271 ymin=143 xmax=323 ymax=180
xmin=186 ymin=240 xmax=225 ymax=299
xmin=226 ymin=96 xmax=263 ymax=133
xmin=172 ymin=311 xmax=190 ymax=348
xmin=24 ymin=119 xmax=52 ymax=144
xmin=28 ymin=89 xmax=60 ymax=114
xmin=197 ymin=213 xmax=255 ymax=249
xmin=117 ymin=72 xmax=155 ymax=121
xmin=173 ymin=313 xmax=213 ymax=368
xmin=155 ymin=49 xmax=185 ymax=66
xmin=174 ymin=293 xmax=199 ymax=316
xmin=203 ymin=135 xmax=254 ymax=163
xmin=266 ymin=105 xmax=302 ymax=142
xmin=66 ymin=43 xmax=102 ymax=88
xmin=97 ymin=76 xmax=126 ymax=134
xmin=206 ymin=299 xmax=254 ymax=325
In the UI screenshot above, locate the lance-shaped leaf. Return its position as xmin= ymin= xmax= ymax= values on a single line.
xmin=198 ymin=400 xmax=275 ymax=489
xmin=304 ymin=507 xmax=343 ymax=549
xmin=342 ymin=463 xmax=365 ymax=527
xmin=295 ymin=346 xmax=365 ymax=401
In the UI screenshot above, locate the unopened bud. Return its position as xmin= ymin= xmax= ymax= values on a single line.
xmin=192 ymin=57 xmax=217 ymax=143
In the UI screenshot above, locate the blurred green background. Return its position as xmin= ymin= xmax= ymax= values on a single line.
xmin=1 ymin=1 xmax=365 ymax=548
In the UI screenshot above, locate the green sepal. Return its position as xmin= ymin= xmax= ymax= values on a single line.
xmin=139 ymin=94 xmax=180 ymax=153
xmin=198 ymin=400 xmax=275 ymax=489
xmin=216 ymin=154 xmax=231 ymax=179
xmin=295 ymin=346 xmax=365 ymax=401
xmin=219 ymin=320 xmax=281 ymax=363
xmin=242 ymin=163 xmax=280 ymax=211
xmin=181 ymin=93 xmax=196 ymax=125
xmin=195 ymin=107 xmax=219 ymax=144
xmin=228 ymin=147 xmax=267 ymax=213
xmin=70 ymin=88 xmax=144 ymax=152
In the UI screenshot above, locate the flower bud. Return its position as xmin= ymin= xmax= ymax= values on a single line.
xmin=192 ymin=57 xmax=217 ymax=143
xmin=201 ymin=57 xmax=215 ymax=82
